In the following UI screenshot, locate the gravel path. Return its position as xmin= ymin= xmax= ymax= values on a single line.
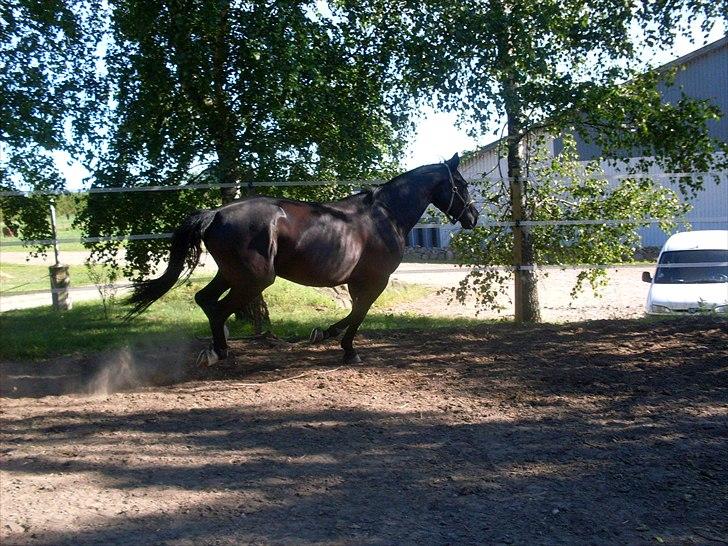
xmin=390 ymin=264 xmax=651 ymax=322
xmin=1 ymin=255 xmax=652 ymax=319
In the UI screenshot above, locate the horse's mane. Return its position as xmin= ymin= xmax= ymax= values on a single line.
xmin=388 ymin=164 xmax=438 ymax=184
xmin=337 ymin=187 xmax=375 ymax=205
xmin=337 ymin=164 xmax=437 ymax=207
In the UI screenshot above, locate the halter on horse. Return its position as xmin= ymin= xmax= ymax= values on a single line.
xmin=441 ymin=159 xmax=476 ymax=225
xmin=126 ymin=153 xmax=479 ymax=365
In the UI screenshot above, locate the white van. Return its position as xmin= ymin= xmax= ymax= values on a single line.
xmin=643 ymin=230 xmax=728 ymax=315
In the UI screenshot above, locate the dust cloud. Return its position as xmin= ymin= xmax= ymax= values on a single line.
xmin=86 ymin=342 xmax=194 ymax=396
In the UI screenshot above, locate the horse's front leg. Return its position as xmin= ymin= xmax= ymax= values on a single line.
xmin=338 ymin=277 xmax=389 ymax=364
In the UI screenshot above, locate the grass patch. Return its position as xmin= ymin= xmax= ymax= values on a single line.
xmin=0 ymin=263 xmax=107 ymax=294
xmin=0 ymin=262 xmax=434 ymax=297
xmin=1 ymin=215 xmax=89 ymax=252
xmin=0 ymin=278 xmax=476 ymax=360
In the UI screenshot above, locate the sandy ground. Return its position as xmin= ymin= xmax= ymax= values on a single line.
xmin=389 ymin=264 xmax=651 ymax=322
xmin=1 ymin=317 xmax=726 ymax=545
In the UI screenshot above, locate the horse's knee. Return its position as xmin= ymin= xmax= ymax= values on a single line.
xmin=310 ymin=327 xmax=325 ymax=343
xmin=195 ymin=289 xmax=217 ymax=314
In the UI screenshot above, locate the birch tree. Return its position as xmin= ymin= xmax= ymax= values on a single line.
xmin=346 ymin=0 xmax=727 ymax=321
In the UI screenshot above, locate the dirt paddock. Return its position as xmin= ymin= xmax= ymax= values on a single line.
xmin=1 ymin=318 xmax=727 ymax=545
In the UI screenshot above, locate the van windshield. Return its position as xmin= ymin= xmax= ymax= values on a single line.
xmin=654 ymin=249 xmax=728 ymax=284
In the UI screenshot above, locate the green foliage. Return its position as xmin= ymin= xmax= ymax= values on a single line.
xmin=1 ymin=211 xmax=87 ymax=253
xmin=352 ymin=0 xmax=728 ymax=180
xmin=53 ymin=193 xmax=85 ymax=218
xmin=2 ymin=1 xmax=408 ymax=277
xmin=75 ymin=1 xmax=408 ymax=277
xmin=84 ymin=260 xmax=120 ymax=320
xmin=450 ymin=137 xmax=688 ymax=310
xmin=346 ymin=0 xmax=725 ymax=321
xmin=0 ymin=0 xmax=103 ymax=245
xmin=575 ymin=71 xmax=728 ymax=188
xmin=4 ymin=0 xmax=725 ymax=322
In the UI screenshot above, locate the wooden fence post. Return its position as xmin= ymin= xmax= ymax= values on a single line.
xmin=48 ymin=201 xmax=71 ymax=310
xmin=49 ymin=264 xmax=72 ymax=310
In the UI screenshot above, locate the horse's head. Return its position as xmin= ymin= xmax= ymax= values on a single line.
xmin=432 ymin=153 xmax=479 ymax=229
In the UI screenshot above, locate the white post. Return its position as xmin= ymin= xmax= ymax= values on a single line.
xmin=49 ymin=200 xmax=60 ymax=267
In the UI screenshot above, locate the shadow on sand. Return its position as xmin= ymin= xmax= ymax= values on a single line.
xmin=1 ymin=317 xmax=726 ymax=544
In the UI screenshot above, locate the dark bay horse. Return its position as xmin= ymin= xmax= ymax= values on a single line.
xmin=126 ymin=153 xmax=479 ymax=365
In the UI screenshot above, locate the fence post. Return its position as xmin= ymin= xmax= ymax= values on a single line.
xmin=48 ymin=201 xmax=71 ymax=310
xmin=49 ymin=264 xmax=72 ymax=310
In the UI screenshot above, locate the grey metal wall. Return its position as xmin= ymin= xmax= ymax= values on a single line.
xmin=638 ymin=173 xmax=728 ymax=247
xmin=661 ymin=40 xmax=728 ymax=145
xmin=574 ymin=37 xmax=728 ymax=160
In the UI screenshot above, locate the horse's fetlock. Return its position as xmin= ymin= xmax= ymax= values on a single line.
xmin=309 ymin=327 xmax=325 ymax=343
xmin=215 ymin=346 xmax=228 ymax=360
xmin=342 ymin=349 xmax=362 ymax=365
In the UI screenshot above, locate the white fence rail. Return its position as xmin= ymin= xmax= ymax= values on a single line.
xmin=0 ymin=170 xmax=724 ymax=197
xmin=1 ymin=173 xmax=726 ymax=274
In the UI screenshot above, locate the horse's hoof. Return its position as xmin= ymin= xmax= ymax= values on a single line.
xmin=342 ymin=350 xmax=362 ymax=365
xmin=196 ymin=346 xmax=228 ymax=368
xmin=217 ymin=353 xmax=238 ymax=369
xmin=195 ymin=347 xmax=219 ymax=368
xmin=206 ymin=349 xmax=220 ymax=367
xmin=309 ymin=327 xmax=325 ymax=343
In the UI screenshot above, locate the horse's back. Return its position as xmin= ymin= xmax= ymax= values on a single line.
xmin=202 ymin=195 xmax=404 ymax=287
xmin=202 ymin=198 xmax=285 ymax=279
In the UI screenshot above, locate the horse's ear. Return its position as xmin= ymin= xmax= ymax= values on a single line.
xmin=447 ymin=153 xmax=460 ymax=170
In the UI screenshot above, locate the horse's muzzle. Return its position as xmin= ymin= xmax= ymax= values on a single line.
xmin=460 ymin=206 xmax=479 ymax=229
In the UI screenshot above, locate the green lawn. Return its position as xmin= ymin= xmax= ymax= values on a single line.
xmin=0 ymin=263 xmax=106 ymax=294
xmin=0 ymin=262 xmax=204 ymax=295
xmin=0 ymin=278 xmax=478 ymax=360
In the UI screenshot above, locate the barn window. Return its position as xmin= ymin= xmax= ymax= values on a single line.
xmin=407 ymin=227 xmax=443 ymax=248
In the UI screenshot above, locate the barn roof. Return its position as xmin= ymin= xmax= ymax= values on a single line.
xmin=461 ymin=34 xmax=728 ymax=168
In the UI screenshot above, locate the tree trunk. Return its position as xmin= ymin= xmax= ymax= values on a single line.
xmin=208 ymin=2 xmax=270 ymax=335
xmin=505 ymin=98 xmax=541 ymax=322
xmin=233 ymin=185 xmax=272 ymax=335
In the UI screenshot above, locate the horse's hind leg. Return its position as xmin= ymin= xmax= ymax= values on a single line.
xmin=338 ymin=277 xmax=388 ymax=364
xmin=194 ymin=273 xmax=231 ymax=354
xmin=195 ymin=273 xmax=229 ymax=315
xmin=310 ymin=313 xmax=352 ymax=343
xmin=202 ymin=253 xmax=276 ymax=362
xmin=203 ymin=282 xmax=272 ymax=362
xmin=201 ymin=216 xmax=278 ymax=362
xmin=196 ymin=271 xmax=268 ymax=359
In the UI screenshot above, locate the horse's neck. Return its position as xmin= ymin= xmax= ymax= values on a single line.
xmin=375 ymin=175 xmax=436 ymax=235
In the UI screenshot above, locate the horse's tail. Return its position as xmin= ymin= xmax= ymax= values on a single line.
xmin=124 ymin=209 xmax=217 ymax=320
